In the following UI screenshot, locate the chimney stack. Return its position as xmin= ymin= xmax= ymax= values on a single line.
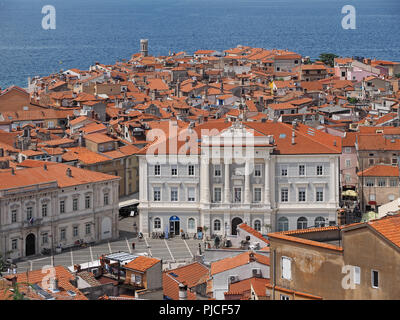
xmin=50 ymin=277 xmax=59 ymax=292
xmin=178 ymin=283 xmax=188 ymax=300
xmin=66 ymin=168 xmax=72 ymax=177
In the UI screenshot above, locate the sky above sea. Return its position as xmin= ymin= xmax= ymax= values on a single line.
xmin=0 ymin=0 xmax=399 ymax=88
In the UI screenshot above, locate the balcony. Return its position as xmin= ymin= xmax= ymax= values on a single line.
xmin=23 ymin=218 xmax=43 ymax=228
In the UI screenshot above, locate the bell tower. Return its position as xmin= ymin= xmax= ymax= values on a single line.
xmin=140 ymin=39 xmax=148 ymax=57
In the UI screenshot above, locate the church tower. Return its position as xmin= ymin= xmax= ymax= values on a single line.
xmin=140 ymin=39 xmax=148 ymax=57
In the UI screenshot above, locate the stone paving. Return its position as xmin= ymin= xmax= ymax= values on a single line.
xmin=13 ymin=216 xmax=203 ymax=273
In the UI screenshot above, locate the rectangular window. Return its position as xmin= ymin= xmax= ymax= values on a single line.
xmin=281 ymin=188 xmax=288 ymax=202
xmin=214 ymin=165 xmax=221 ymax=177
xmin=281 ymin=257 xmax=292 ymax=280
xmin=42 ymin=233 xmax=48 ymax=244
xmin=41 ymin=203 xmax=48 ymax=217
xmin=298 ymin=188 xmax=306 ymax=202
xmin=366 ymin=179 xmax=374 ymax=187
xmin=369 ymin=158 xmax=374 ymax=166
xmin=85 ymin=195 xmax=91 ymax=209
xmin=85 ymin=223 xmax=91 ymax=235
xmin=390 ymin=179 xmax=398 ymax=187
xmin=153 ymin=188 xmax=161 ymax=201
xmin=345 ymin=159 xmax=351 ymax=168
xmin=11 ymin=210 xmax=17 ymax=223
xmin=369 ymin=194 xmax=376 ymax=201
xmin=171 ymin=165 xmax=177 ymax=176
xmin=73 ymin=198 xmax=78 ymax=211
xmin=378 ymin=179 xmax=386 ymax=187
xmin=60 ymin=228 xmax=66 ymax=241
xmin=345 ymin=147 xmax=351 ymax=153
xmin=188 ymin=165 xmax=195 ymax=176
xmin=316 ymin=165 xmax=323 ymax=176
xmin=316 ymin=188 xmax=324 ymax=202
xmin=254 ymin=188 xmax=262 ymax=202
xmin=254 ymin=165 xmax=262 ymax=177
xmin=11 ymin=239 xmax=18 ymax=250
xmin=171 ymin=187 xmax=178 ymax=201
xmin=234 ymin=187 xmax=242 ymax=203
xmin=27 ymin=207 xmax=33 ymax=220
xmin=298 ymin=165 xmax=305 ymax=176
xmin=187 ymin=187 xmax=195 ymax=202
xmin=73 ymin=226 xmax=79 ymax=237
xmin=371 ymin=270 xmax=379 ymax=288
xmin=214 ymin=188 xmax=222 ymax=203
xmin=104 ymin=193 xmax=109 ymax=205
xmin=154 ymin=165 xmax=161 ymax=176
xmin=345 ymin=174 xmax=351 ymax=182
xmin=281 ymin=167 xmax=288 ymax=176
xmin=60 ymin=200 xmax=65 ymax=213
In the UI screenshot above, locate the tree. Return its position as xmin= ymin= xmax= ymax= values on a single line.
xmin=318 ymin=53 xmax=339 ymax=67
xmin=3 ymin=282 xmax=32 ymax=300
xmin=347 ymin=97 xmax=359 ymax=104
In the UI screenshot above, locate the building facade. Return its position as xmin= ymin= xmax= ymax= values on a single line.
xmin=138 ymin=120 xmax=341 ymax=237
xmin=0 ymin=163 xmax=120 ymax=260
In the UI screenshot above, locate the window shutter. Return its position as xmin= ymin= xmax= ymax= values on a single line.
xmin=282 ymin=257 xmax=291 ymax=280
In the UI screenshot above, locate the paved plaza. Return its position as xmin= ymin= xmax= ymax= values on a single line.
xmin=13 ymin=216 xmax=203 ymax=273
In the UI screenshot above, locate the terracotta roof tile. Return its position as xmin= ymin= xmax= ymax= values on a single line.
xmin=124 ymin=256 xmax=161 ymax=272
xmin=211 ymin=251 xmax=270 ymax=275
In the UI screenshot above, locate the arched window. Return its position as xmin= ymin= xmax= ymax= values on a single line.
xmin=214 ymin=219 xmax=221 ymax=231
xmin=188 ymin=218 xmax=195 ymax=230
xmin=254 ymin=220 xmax=261 ymax=232
xmin=278 ymin=217 xmax=289 ymax=232
xmin=315 ymin=216 xmax=325 ymax=228
xmin=297 ymin=217 xmax=308 ymax=230
xmin=154 ymin=217 xmax=161 ymax=229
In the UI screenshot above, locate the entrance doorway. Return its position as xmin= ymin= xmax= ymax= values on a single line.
xmin=25 ymin=233 xmax=36 ymax=256
xmin=231 ymin=217 xmax=243 ymax=235
xmin=169 ymin=216 xmax=180 ymax=236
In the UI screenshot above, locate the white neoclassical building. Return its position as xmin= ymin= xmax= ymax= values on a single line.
xmin=138 ymin=119 xmax=341 ymax=237
xmin=0 ymin=163 xmax=120 ymax=260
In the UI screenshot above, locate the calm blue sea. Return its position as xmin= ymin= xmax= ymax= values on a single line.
xmin=0 ymin=0 xmax=399 ymax=88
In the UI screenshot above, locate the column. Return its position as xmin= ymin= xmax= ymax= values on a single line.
xmin=224 ymin=163 xmax=230 ymax=203
xmin=244 ymin=160 xmax=251 ymax=204
xmin=139 ymin=157 xmax=148 ymax=202
xmin=330 ymin=157 xmax=335 ymax=203
xmin=264 ymin=156 xmax=271 ymax=206
xmin=200 ymin=157 xmax=210 ymax=203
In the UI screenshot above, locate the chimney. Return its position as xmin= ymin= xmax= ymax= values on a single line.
xmin=66 ymin=168 xmax=72 ymax=177
xmin=249 ymin=251 xmax=256 ymax=262
xmin=178 ymin=283 xmax=188 ymax=300
xmin=50 ymin=277 xmax=59 ymax=292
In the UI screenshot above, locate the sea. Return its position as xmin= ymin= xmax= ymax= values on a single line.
xmin=0 ymin=0 xmax=399 ymax=89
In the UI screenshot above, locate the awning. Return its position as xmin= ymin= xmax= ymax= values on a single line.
xmin=361 ymin=211 xmax=378 ymax=222
xmin=119 ymin=198 xmax=139 ymax=209
xmin=342 ymin=190 xmax=357 ymax=197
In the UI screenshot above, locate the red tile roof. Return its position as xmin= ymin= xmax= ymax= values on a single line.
xmin=357 ymin=164 xmax=399 ymax=177
xmin=367 ymin=214 xmax=400 ymax=248
xmin=0 ymin=162 xmax=119 ymax=191
xmin=124 ymin=256 xmax=161 ymax=272
xmin=238 ymin=223 xmax=269 ymax=245
xmin=211 ymin=251 xmax=270 ymax=275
